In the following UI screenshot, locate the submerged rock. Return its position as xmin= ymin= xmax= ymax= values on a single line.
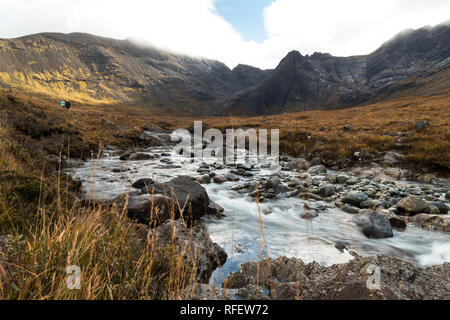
xmin=352 ymin=209 xmax=393 ymax=239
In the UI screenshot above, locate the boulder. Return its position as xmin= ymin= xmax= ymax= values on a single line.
xmin=352 ymin=209 xmax=393 ymax=239
xmin=131 ymin=178 xmax=154 ymax=189
xmin=196 ymin=174 xmax=211 ymax=184
xmin=120 ymin=151 xmax=155 ymax=161
xmin=376 ymin=209 xmax=407 ymax=230
xmin=152 ymin=220 xmax=227 ymax=283
xmin=342 ymin=191 xmax=368 ymax=206
xmin=147 ymin=176 xmax=211 ymax=223
xmin=341 ymin=204 xmax=360 ymax=215
xmin=429 ymin=202 xmax=449 ymax=215
xmin=308 ymin=165 xmax=327 ymax=175
xmin=410 ymin=214 xmax=450 ymax=233
xmin=396 ymin=196 xmax=430 ymax=215
xmin=213 ymin=175 xmax=227 ymax=184
xmin=319 ymin=184 xmax=336 ymax=197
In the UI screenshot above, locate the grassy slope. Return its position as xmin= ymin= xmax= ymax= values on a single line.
xmin=0 ymin=91 xmax=198 ymax=299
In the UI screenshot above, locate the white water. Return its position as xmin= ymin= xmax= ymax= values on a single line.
xmin=66 ymin=144 xmax=450 ymax=285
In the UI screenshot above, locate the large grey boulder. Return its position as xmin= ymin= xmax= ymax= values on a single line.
xmin=352 ymin=209 xmax=393 ymax=239
xmin=116 ymin=176 xmax=212 ymax=226
xmin=308 ymin=165 xmax=327 ymax=175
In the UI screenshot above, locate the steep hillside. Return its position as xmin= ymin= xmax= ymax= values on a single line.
xmin=0 ymin=33 xmax=269 ymax=114
xmin=225 ymin=23 xmax=450 ymax=115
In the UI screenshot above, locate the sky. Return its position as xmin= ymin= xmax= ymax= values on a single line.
xmin=0 ymin=0 xmax=449 ymax=69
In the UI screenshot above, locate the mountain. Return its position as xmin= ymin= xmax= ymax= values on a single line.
xmin=0 ymin=22 xmax=448 ymax=115
xmin=0 ymin=32 xmax=269 ymax=114
xmin=225 ymin=22 xmax=450 ymax=115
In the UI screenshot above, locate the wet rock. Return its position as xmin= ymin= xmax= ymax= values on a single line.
xmin=213 ymin=175 xmax=227 ymax=184
xmin=446 ymin=191 xmax=450 ymax=201
xmin=360 ymin=199 xmax=381 ymax=209
xmin=207 ymin=200 xmax=225 ymax=218
xmin=301 ymin=210 xmax=318 ymax=220
xmin=120 ymin=152 xmax=155 ymax=161
xmin=336 ymin=174 xmax=350 ymax=184
xmin=335 ymin=242 xmax=347 ymax=253
xmin=196 ymin=174 xmax=211 ymax=184
xmin=396 ymin=196 xmax=430 ymax=216
xmin=342 ymin=191 xmax=368 ymax=207
xmin=429 ymin=202 xmax=449 ymax=215
xmin=341 ymin=203 xmax=360 ymax=214
xmin=131 ymin=178 xmax=154 ymax=189
xmin=376 ymin=209 xmax=407 ymax=230
xmin=152 ymin=220 xmax=227 ymax=283
xmin=224 ymin=255 xmax=450 ymax=300
xmin=146 ymin=176 xmax=211 ymax=223
xmin=319 ymin=184 xmax=336 ymax=197
xmin=261 ymin=205 xmax=273 ymax=215
xmin=410 ymin=214 xmax=450 ymax=233
xmin=326 ymin=174 xmax=337 ymax=184
xmin=352 ymin=209 xmax=393 ymax=239
xmin=308 ymin=165 xmax=327 ymax=175
xmin=264 ymin=177 xmax=281 ymax=189
xmin=427 ymin=205 xmax=441 ymax=215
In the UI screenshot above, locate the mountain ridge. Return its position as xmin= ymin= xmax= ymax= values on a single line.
xmin=0 ymin=22 xmax=449 ymax=115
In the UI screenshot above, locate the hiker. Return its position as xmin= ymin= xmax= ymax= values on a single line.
xmin=60 ymin=100 xmax=66 ymax=109
xmin=65 ymin=100 xmax=71 ymax=110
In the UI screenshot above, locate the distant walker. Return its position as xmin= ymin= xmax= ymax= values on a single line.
xmin=60 ymin=100 xmax=71 ymax=111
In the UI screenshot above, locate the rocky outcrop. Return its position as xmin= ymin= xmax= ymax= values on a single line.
xmin=223 ymin=255 xmax=450 ymax=300
xmin=151 ymin=220 xmax=227 ymax=283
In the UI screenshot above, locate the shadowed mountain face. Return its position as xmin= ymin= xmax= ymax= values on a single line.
xmin=225 ymin=23 xmax=450 ymax=115
xmin=0 ymin=33 xmax=269 ymax=114
xmin=0 ymin=22 xmax=449 ymax=115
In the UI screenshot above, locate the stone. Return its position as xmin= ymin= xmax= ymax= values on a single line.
xmin=301 ymin=210 xmax=318 ymax=220
xmin=286 ymin=158 xmax=309 ymax=172
xmin=308 ymin=165 xmax=327 ymax=175
xmin=213 ymin=175 xmax=227 ymax=184
xmin=152 ymin=220 xmax=227 ymax=283
xmin=429 ymin=202 xmax=449 ymax=215
xmin=396 ymin=196 xmax=430 ymax=215
xmin=410 ymin=214 xmax=450 ymax=233
xmin=196 ymin=174 xmax=211 ymax=184
xmin=342 ymin=191 xmax=368 ymax=206
xmin=336 ymin=174 xmax=350 ymax=184
xmin=352 ymin=210 xmax=393 ymax=239
xmin=131 ymin=178 xmax=154 ymax=189
xmin=319 ymin=184 xmax=336 ymax=197
xmin=341 ymin=204 xmax=360 ymax=215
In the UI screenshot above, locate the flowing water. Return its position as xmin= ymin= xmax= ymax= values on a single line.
xmin=66 ymin=142 xmax=450 ymax=285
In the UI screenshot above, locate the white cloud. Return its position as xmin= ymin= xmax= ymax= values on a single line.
xmin=0 ymin=0 xmax=449 ymax=69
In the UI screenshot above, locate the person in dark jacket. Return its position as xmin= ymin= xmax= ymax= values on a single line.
xmin=65 ymin=101 xmax=71 ymax=110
